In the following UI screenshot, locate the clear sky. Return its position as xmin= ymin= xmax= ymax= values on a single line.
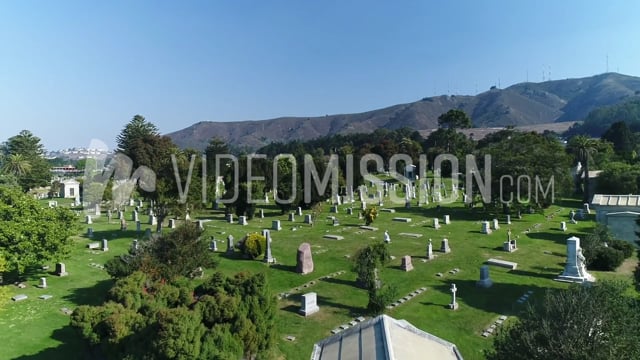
xmin=1 ymin=1 xmax=639 ymax=151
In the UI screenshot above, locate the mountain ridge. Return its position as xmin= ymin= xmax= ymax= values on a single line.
xmin=167 ymin=73 xmax=640 ymax=150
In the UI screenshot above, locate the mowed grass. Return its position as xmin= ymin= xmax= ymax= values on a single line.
xmin=0 ymin=196 xmax=635 ymax=360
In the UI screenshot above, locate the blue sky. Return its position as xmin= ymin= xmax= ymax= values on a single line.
xmin=1 ymin=1 xmax=639 ymax=150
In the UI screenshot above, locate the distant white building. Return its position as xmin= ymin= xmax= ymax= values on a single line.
xmin=592 ymin=194 xmax=640 ymax=244
xmin=60 ymin=179 xmax=80 ymax=199
xmin=311 ymin=314 xmax=463 ymax=360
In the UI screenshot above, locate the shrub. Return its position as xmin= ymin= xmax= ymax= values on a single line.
xmin=609 ymin=239 xmax=634 ymax=258
xmin=588 ymin=247 xmax=625 ymax=271
xmin=367 ymin=284 xmax=398 ymax=315
xmin=362 ymin=207 xmax=378 ymax=226
xmin=236 ymin=233 xmax=267 ymax=259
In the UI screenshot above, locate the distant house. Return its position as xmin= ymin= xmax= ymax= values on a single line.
xmin=310 ymin=314 xmax=463 ymax=360
xmin=60 ymin=179 xmax=80 ymax=199
xmin=591 ymin=194 xmax=640 ymax=244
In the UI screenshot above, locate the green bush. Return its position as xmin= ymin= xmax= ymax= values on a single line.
xmin=609 ymin=239 xmax=634 ymax=258
xmin=588 ymin=247 xmax=625 ymax=271
xmin=236 ymin=233 xmax=267 ymax=259
xmin=367 ymin=284 xmax=398 ymax=315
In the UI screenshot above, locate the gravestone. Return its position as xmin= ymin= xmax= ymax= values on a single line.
xmin=272 ymin=220 xmax=282 ymax=231
xmin=296 ymin=243 xmax=314 ymax=274
xmin=132 ymin=239 xmax=139 ymax=251
xmin=426 ymin=239 xmax=434 ymax=260
xmin=570 ymin=210 xmax=575 ymax=221
xmin=95 ymin=204 xmax=100 ymax=216
xmin=556 ymin=236 xmax=595 ymax=283
xmin=168 ymin=218 xmax=176 ymax=229
xmin=330 ymin=206 xmax=338 ymax=213
xmin=288 ymin=213 xmax=295 ymax=222
xmin=148 ymin=215 xmax=157 ymax=225
xmin=12 ymin=294 xmax=28 ymax=301
xmin=118 ymin=210 xmax=124 ymax=220
xmin=102 ymin=239 xmax=109 ymax=251
xmin=560 ymin=221 xmax=567 ymax=231
xmin=239 ymin=216 xmax=248 ymax=225
xmin=361 ymin=202 xmax=366 ymax=211
xmin=476 ymin=265 xmax=493 ymax=288
xmin=482 ymin=221 xmax=492 ymax=234
xmin=55 ymin=263 xmax=68 ymax=276
xmin=444 ymin=214 xmax=450 ymax=225
xmin=259 ymin=208 xmax=264 ymax=218
xmin=129 ymin=198 xmax=135 ymax=206
xmin=145 ymin=228 xmax=152 ymax=238
xmin=492 ymin=218 xmax=500 ymax=230
xmin=227 ymin=213 xmax=234 ymax=223
xmin=448 ymin=283 xmax=459 ymax=310
xmin=583 ymin=203 xmax=590 ymax=214
xmin=433 ymin=218 xmax=440 ymax=229
xmin=120 ymin=218 xmax=127 ymax=231
xmin=503 ymin=229 xmax=517 ymax=252
xmin=332 ymin=218 xmax=340 ymax=226
xmin=226 ymin=235 xmax=234 ymax=255
xmin=87 ymin=227 xmax=94 ymax=238
xmin=48 ymin=200 xmax=57 ymax=208
xmin=440 ymin=238 xmax=451 ymax=253
xmin=39 ymin=277 xmax=47 ymax=288
xmin=299 ymin=292 xmax=320 ymax=317
xmin=506 ymin=215 xmax=511 ymax=224
xmin=133 ymin=211 xmax=139 ymax=222
xmin=86 ymin=215 xmax=92 ymax=224
xmin=304 ymin=214 xmax=313 ymax=224
xmin=384 ymin=230 xmax=391 ymax=244
xmin=136 ymin=221 xmax=141 ymax=232
xmin=297 ymin=207 xmax=303 ymax=216
xmin=401 ymin=255 xmax=414 ymax=272
xmin=347 ymin=207 xmax=353 ymax=215
xmin=263 ymin=230 xmax=274 ymax=263
xmin=107 ymin=210 xmax=112 ymax=223
xmin=196 ymin=220 xmax=204 ymax=230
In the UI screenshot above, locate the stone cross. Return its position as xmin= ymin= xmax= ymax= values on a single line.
xmin=449 ymin=283 xmax=459 ymax=310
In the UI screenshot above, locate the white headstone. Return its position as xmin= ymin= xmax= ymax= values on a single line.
xmin=427 ymin=239 xmax=434 ymax=260
xmin=556 ymin=236 xmax=595 ymax=283
xmin=384 ymin=230 xmax=391 ymax=243
xmin=299 ymin=292 xmax=320 ymax=317
xmin=440 ymin=239 xmax=451 ymax=253
xmin=444 ymin=215 xmax=450 ymax=225
xmin=304 ymin=214 xmax=313 ymax=224
xmin=560 ymin=221 xmax=567 ymax=231
xmin=482 ymin=221 xmax=492 ymax=234
xmin=492 ymin=218 xmax=500 ymax=230
xmin=102 ymin=238 xmax=109 ymax=251
xmin=272 ymin=220 xmax=282 ymax=231
xmin=433 ymin=218 xmax=440 ymax=229
xmin=39 ymin=277 xmax=47 ymax=288
xmin=506 ymin=214 xmax=511 ymax=224
xmin=86 ymin=215 xmax=92 ymax=224
xmin=168 ymin=218 xmax=176 ymax=229
xmin=297 ymin=207 xmax=303 ymax=216
xmin=239 ymin=216 xmax=248 ymax=225
xmin=288 ymin=213 xmax=295 ymax=222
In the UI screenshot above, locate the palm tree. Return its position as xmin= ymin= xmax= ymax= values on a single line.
xmin=567 ymin=135 xmax=599 ymax=204
xmin=1 ymin=153 xmax=32 ymax=177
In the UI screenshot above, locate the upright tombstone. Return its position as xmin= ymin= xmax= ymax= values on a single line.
xmin=133 ymin=210 xmax=139 ymax=222
xmin=239 ymin=216 xmax=248 ymax=226
xmin=448 ymin=283 xmax=459 ymax=310
xmin=149 ymin=215 xmax=157 ymax=225
xmin=482 ymin=221 xmax=492 ymax=234
xmin=132 ymin=239 xmax=139 ymax=251
xmin=39 ymin=277 xmax=47 ymax=288
xmin=330 ymin=206 xmax=338 ymax=214
xmin=288 ymin=213 xmax=295 ymax=222
xmin=444 ymin=214 xmax=450 ymax=225
xmin=102 ymin=238 xmax=109 ymax=252
xmin=272 ymin=220 xmax=282 ymax=231
xmin=560 ymin=221 xmax=567 ymax=231
xmin=168 ymin=218 xmax=176 ymax=229
xmin=299 ymin=292 xmax=320 ymax=317
xmin=304 ymin=214 xmax=313 ymax=225
xmin=259 ymin=208 xmax=264 ymax=218
xmin=95 ymin=204 xmax=100 ymax=216
xmin=426 ymin=239 xmax=434 ymax=260
xmin=120 ymin=218 xmax=127 ymax=231
xmin=129 ymin=198 xmax=135 ymax=207
xmin=476 ymin=265 xmax=493 ymax=288
xmin=296 ymin=243 xmax=314 ymax=274
xmin=361 ymin=201 xmax=367 ymax=211
xmin=226 ymin=235 xmax=234 ymax=255
xmin=107 ymin=210 xmax=112 ymax=223
xmin=263 ymin=230 xmax=274 ymax=264
xmin=433 ymin=218 xmax=440 ymax=229
xmin=136 ymin=221 xmax=141 ymax=232
xmin=297 ymin=207 xmax=303 ymax=216
xmin=556 ymin=236 xmax=595 ymax=283
xmin=506 ymin=215 xmax=511 ymax=224
xmin=583 ymin=203 xmax=590 ymax=214
xmin=86 ymin=215 xmax=92 ymax=224
xmin=87 ymin=227 xmax=94 ymax=238
xmin=492 ymin=218 xmax=500 ymax=230
xmin=440 ymin=238 xmax=451 ymax=253
xmin=384 ymin=230 xmax=391 ymax=244
xmin=347 ymin=207 xmax=353 ymax=215
xmin=401 ymin=255 xmax=414 ymax=272
xmin=118 ymin=210 xmax=124 ymax=220
xmin=55 ymin=263 xmax=68 ymax=276
xmin=227 ymin=213 xmax=234 ymax=224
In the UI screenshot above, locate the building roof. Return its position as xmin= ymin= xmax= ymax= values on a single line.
xmin=310 ymin=315 xmax=463 ymax=360
xmin=591 ymin=194 xmax=640 ymax=207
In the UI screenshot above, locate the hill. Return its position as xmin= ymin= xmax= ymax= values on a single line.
xmin=166 ymin=73 xmax=640 ymax=150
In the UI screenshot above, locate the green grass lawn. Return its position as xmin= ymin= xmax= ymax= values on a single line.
xmin=1 ymin=197 xmax=636 ymax=360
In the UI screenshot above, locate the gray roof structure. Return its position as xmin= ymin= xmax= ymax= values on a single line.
xmin=310 ymin=315 xmax=463 ymax=360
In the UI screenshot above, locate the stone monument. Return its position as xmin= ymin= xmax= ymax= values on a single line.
xmin=476 ymin=265 xmax=493 ymax=288
xmin=556 ymin=236 xmax=595 ymax=283
xmin=299 ymin=292 xmax=320 ymax=317
xmin=296 ymin=243 xmax=314 ymax=274
xmin=401 ymin=255 xmax=414 ymax=271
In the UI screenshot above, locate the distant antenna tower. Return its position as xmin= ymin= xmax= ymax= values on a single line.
xmin=606 ymin=54 xmax=609 ymax=73
xmin=548 ymin=65 xmax=551 ymax=81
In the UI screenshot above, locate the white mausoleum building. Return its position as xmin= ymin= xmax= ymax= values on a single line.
xmin=591 ymin=194 xmax=640 ymax=244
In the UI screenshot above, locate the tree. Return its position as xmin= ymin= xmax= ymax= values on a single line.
xmin=486 ymin=280 xmax=640 ymax=360
xmin=116 ymin=115 xmax=160 ymax=156
xmin=4 ymin=130 xmax=51 ymax=191
xmin=438 ymin=109 xmax=473 ymax=129
xmin=602 ymin=121 xmax=635 ymax=159
xmin=0 ymin=186 xmax=77 ymax=276
xmin=567 ymin=135 xmax=601 ymax=204
xmin=595 ymin=162 xmax=640 ymax=194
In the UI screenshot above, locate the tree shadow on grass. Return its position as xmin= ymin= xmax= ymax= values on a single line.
xmin=428 ymin=279 xmax=549 ymax=315
xmin=271 ymin=264 xmax=297 ymax=273
xmin=62 ymin=279 xmax=114 ymax=306
xmin=321 ymin=277 xmax=356 ymax=287
xmin=13 ymin=325 xmax=96 ymax=360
